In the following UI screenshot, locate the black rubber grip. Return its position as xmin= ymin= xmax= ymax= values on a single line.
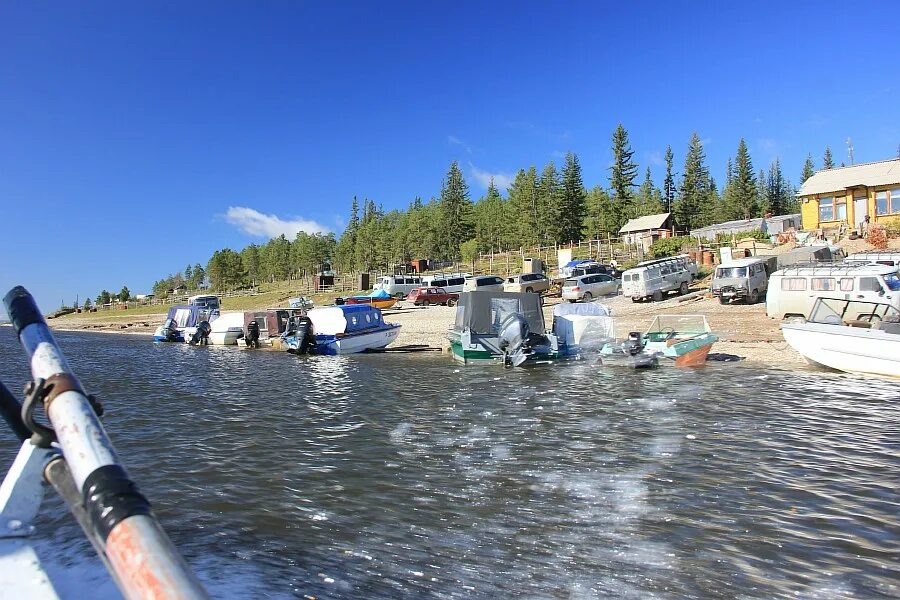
xmin=82 ymin=465 xmax=153 ymax=541
xmin=3 ymin=286 xmax=44 ymax=335
xmin=0 ymin=380 xmax=30 ymax=441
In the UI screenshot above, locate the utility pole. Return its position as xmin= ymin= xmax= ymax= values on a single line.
xmin=846 ymin=137 xmax=854 ymax=165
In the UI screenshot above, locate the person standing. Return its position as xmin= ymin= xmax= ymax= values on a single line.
xmin=862 ymin=215 xmax=871 ymax=238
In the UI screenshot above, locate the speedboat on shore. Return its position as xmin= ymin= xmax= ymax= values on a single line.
xmin=448 ymin=291 xmax=562 ymax=366
xmin=601 ymin=314 xmax=718 ymax=368
xmin=281 ymin=304 xmax=400 ymax=355
xmin=207 ymin=312 xmax=245 ymax=345
xmin=341 ymin=289 xmax=398 ymax=310
xmin=781 ymin=297 xmax=900 ymax=377
xmin=153 ymin=304 xmax=214 ymax=342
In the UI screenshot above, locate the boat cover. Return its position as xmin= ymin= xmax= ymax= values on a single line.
xmin=166 ymin=305 xmax=203 ymax=328
xmin=552 ymin=302 xmax=612 ymax=317
xmin=563 ymin=259 xmax=598 ymax=268
xmin=210 ymin=312 xmax=245 ymax=333
xmin=367 ymin=289 xmax=392 ymax=299
xmin=453 ymin=291 xmax=545 ymax=335
xmin=309 ymin=304 xmax=386 ymax=335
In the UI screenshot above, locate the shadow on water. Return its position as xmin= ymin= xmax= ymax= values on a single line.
xmin=0 ymin=327 xmax=898 ymax=598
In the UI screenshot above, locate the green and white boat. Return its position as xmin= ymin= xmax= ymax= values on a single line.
xmin=448 ymin=291 xmax=562 ymax=366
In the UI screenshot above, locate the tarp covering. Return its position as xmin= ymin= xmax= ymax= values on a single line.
xmin=309 ymin=304 xmax=384 ymax=335
xmin=453 ymin=291 xmax=545 ymax=335
xmin=166 ymin=305 xmax=202 ymax=328
xmin=366 ymin=288 xmax=392 ymax=299
xmin=553 ymin=302 xmax=612 ymax=317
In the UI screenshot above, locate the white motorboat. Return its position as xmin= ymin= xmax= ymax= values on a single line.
xmin=207 ymin=312 xmax=245 ymax=345
xmin=281 ymin=304 xmax=400 ymax=355
xmin=781 ymin=297 xmax=900 ymax=378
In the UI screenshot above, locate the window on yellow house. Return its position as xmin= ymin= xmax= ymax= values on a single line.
xmin=835 ymin=198 xmax=847 ymax=221
xmin=876 ymin=191 xmax=889 ymax=215
xmin=818 ymin=197 xmax=834 ymax=221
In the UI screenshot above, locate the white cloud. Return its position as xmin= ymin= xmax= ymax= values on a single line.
xmin=223 ymin=206 xmax=330 ymax=238
xmin=447 ymin=135 xmax=472 ymax=153
xmin=468 ymin=163 xmax=515 ymax=191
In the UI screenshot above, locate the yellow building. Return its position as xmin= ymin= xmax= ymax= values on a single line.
xmin=799 ymin=158 xmax=900 ymax=231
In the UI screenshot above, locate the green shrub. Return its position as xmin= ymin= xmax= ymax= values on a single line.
xmin=648 ymin=237 xmax=687 ymax=258
xmin=714 ymin=229 xmax=770 ymax=244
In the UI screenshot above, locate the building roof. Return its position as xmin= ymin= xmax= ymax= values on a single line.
xmin=619 ymin=212 xmax=670 ymax=233
xmin=798 ymin=158 xmax=900 ymax=197
xmin=691 ymin=214 xmax=801 ymax=237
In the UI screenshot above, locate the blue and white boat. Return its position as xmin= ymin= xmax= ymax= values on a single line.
xmin=281 ymin=304 xmax=400 ymax=355
xmin=152 ymin=304 xmax=216 ymax=342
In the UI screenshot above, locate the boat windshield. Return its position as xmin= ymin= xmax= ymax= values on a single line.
xmin=885 ymin=273 xmax=900 ymax=291
xmin=645 ymin=314 xmax=710 ymax=335
xmin=808 ymin=297 xmax=900 ymax=324
xmin=716 ymin=267 xmax=747 ymax=278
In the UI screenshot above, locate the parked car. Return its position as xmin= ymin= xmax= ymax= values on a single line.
xmin=406 ymin=287 xmax=459 ymax=306
xmin=504 ymin=273 xmax=550 ymax=293
xmin=561 ymin=274 xmax=620 ymax=302
xmin=621 ymin=256 xmax=693 ymax=302
xmin=570 ymin=263 xmax=607 ymax=278
xmin=463 ymin=275 xmax=506 ymax=292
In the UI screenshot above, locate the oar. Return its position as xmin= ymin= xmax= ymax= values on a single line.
xmin=3 ymin=286 xmax=209 ymax=600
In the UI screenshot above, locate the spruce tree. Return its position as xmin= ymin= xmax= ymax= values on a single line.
xmin=765 ymin=159 xmax=789 ymax=215
xmin=536 ymin=162 xmax=562 ymax=244
xmin=673 ymin=133 xmax=710 ymax=231
xmin=609 ymin=124 xmax=638 ymax=232
xmin=663 ymin=145 xmax=676 ymax=214
xmin=437 ymin=161 xmax=473 ymax=259
xmin=636 ymin=167 xmax=664 ymax=216
xmin=473 ymin=179 xmax=506 ymax=252
xmin=725 ymin=138 xmax=758 ymax=220
xmin=823 ymin=146 xmax=834 ymax=169
xmin=506 ymin=167 xmax=539 ymax=248
xmin=800 ymin=154 xmax=815 ymax=183
xmin=560 ymin=152 xmax=587 ymax=243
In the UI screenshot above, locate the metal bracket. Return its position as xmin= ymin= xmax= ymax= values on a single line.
xmin=0 ymin=441 xmax=58 ymax=539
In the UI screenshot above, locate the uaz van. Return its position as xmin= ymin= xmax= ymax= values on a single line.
xmin=374 ymin=275 xmax=424 ymax=299
xmin=621 ymin=256 xmax=693 ymax=302
xmin=711 ymin=257 xmax=775 ymax=305
xmin=421 ymin=273 xmax=470 ymax=294
xmin=766 ymin=263 xmax=900 ymax=320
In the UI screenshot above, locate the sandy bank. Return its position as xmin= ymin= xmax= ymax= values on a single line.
xmin=49 ymin=291 xmax=804 ymax=367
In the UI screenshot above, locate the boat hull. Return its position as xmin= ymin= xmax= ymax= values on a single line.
xmin=782 ymin=322 xmax=900 ymax=378
xmin=644 ymin=333 xmax=718 ymax=367
xmin=208 ymin=329 xmax=244 ymax=345
xmin=313 ymin=325 xmax=401 ymax=355
xmin=344 ymin=298 xmax=397 ymax=310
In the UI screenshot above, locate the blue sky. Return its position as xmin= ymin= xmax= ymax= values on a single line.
xmin=2 ymin=1 xmax=899 ymax=315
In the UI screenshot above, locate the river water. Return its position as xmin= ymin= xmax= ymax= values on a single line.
xmin=0 ymin=327 xmax=897 ymax=599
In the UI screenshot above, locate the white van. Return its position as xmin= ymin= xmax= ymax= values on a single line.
xmin=422 ymin=272 xmax=471 ymax=294
xmin=621 ymin=256 xmax=693 ymax=302
xmin=843 ymin=251 xmax=900 ymax=270
xmin=374 ymin=275 xmax=424 ymax=299
xmin=766 ymin=263 xmax=900 ymax=320
xmin=711 ymin=257 xmax=773 ymax=305
xmin=463 ymin=275 xmax=505 ymax=292
xmin=188 ymin=294 xmax=220 ymax=311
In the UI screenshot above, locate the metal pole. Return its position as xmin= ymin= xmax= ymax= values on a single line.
xmin=3 ymin=286 xmax=209 ymax=600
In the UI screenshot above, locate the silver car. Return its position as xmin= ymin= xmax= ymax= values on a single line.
xmin=562 ymin=274 xmax=620 ymax=302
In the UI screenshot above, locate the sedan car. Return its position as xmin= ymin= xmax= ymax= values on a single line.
xmin=406 ymin=286 xmax=459 ymax=306
xmin=561 ymin=273 xmax=620 ymax=302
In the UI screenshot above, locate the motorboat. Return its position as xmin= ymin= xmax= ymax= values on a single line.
xmin=153 ymin=304 xmax=214 ymax=342
xmin=781 ymin=297 xmax=900 ymax=378
xmin=207 ymin=312 xmax=245 ymax=345
xmin=243 ymin=307 xmax=307 ymax=346
xmin=448 ymin=291 xmax=561 ymax=366
xmin=341 ymin=288 xmax=398 ymax=310
xmin=551 ymin=301 xmax=616 ymax=354
xmin=600 ymin=314 xmax=717 ymax=368
xmin=281 ymin=304 xmax=400 ymax=355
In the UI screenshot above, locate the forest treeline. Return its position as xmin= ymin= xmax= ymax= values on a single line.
xmin=147 ymin=126 xmax=830 ymax=294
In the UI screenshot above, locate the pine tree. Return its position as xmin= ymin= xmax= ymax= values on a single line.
xmin=636 ymin=167 xmax=664 ymax=216
xmin=723 ymin=138 xmax=758 ymax=220
xmin=764 ymin=159 xmax=789 ymax=215
xmin=583 ymin=186 xmax=614 ymax=238
xmin=800 ymin=154 xmax=815 ymax=183
xmin=559 ymin=152 xmax=587 ymax=243
xmin=673 ymin=133 xmax=710 ymax=231
xmin=506 ymin=167 xmax=539 ymax=248
xmin=536 ymin=162 xmax=562 ymax=243
xmin=701 ymin=177 xmax=722 ymax=227
xmin=663 ymin=145 xmax=676 ymax=214
xmin=473 ymin=179 xmax=506 ymax=252
xmin=823 ymin=146 xmax=834 ymax=169
xmin=437 ymin=161 xmax=473 ymax=260
xmin=609 ymin=124 xmax=638 ymax=232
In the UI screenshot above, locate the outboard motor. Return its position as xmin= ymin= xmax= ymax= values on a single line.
xmin=245 ymin=320 xmax=260 ymax=348
xmin=159 ymin=318 xmax=179 ymax=342
xmin=622 ymin=331 xmax=644 ymax=356
xmin=284 ymin=316 xmax=316 ymax=355
xmin=498 ymin=314 xmax=532 ymax=367
xmin=190 ymin=321 xmax=212 ymax=346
